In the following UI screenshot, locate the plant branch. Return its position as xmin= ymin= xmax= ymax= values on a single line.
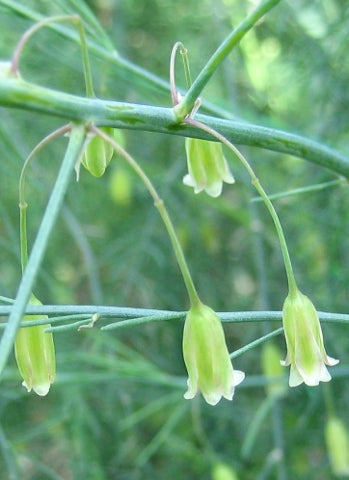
xmin=0 ymin=78 xmax=348 ymax=177
xmin=0 ymin=124 xmax=86 ymax=379
xmin=173 ymin=0 xmax=282 ymax=120
xmin=1 ymin=305 xmax=348 ymax=325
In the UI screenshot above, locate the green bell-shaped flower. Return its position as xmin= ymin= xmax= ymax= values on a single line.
xmin=82 ymin=126 xmax=115 ymax=177
xmin=14 ymin=295 xmax=55 ymax=396
xmin=281 ymin=288 xmax=338 ymax=387
xmin=184 ymin=138 xmax=235 ymax=197
xmin=182 ymin=302 xmax=244 ymax=405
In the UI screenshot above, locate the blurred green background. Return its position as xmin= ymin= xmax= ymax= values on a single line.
xmin=0 ymin=0 xmax=349 ymax=478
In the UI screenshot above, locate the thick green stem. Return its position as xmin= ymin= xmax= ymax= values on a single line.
xmin=188 ymin=118 xmax=298 ymax=296
xmin=92 ymin=126 xmax=201 ymax=307
xmin=173 ymin=0 xmax=281 ymax=120
xmin=1 ymin=78 xmax=347 ymax=178
xmin=0 ymin=124 xmax=86 ymax=379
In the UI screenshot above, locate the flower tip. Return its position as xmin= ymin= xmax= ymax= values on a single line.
xmin=206 ymin=182 xmax=223 ymax=198
xmin=327 ymin=355 xmax=339 ymax=366
xmin=22 ymin=379 xmax=52 ymax=396
xmin=233 ymin=369 xmax=245 ymax=387
xmin=33 ymin=383 xmax=51 ymax=396
xmin=204 ymin=392 xmax=222 ymax=406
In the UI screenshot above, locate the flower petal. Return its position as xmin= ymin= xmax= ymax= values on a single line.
xmin=182 ymin=302 xmax=244 ymax=405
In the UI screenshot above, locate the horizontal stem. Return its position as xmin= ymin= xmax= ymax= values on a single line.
xmin=1 ymin=78 xmax=348 ymax=178
xmin=0 ymin=305 xmax=348 ymax=324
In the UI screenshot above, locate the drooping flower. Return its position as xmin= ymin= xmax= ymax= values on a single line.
xmin=14 ymin=295 xmax=55 ymax=396
xmin=281 ymin=288 xmax=338 ymax=387
xmin=183 ymin=138 xmax=235 ymax=197
xmin=325 ymin=415 xmax=349 ymax=477
xmin=182 ymin=302 xmax=245 ymax=405
xmin=81 ymin=126 xmax=115 ymax=177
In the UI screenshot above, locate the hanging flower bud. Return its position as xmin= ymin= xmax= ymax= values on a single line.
xmin=14 ymin=295 xmax=55 ymax=396
xmin=81 ymin=126 xmax=115 ymax=177
xmin=281 ymin=288 xmax=338 ymax=387
xmin=183 ymin=138 xmax=235 ymax=197
xmin=212 ymin=462 xmax=239 ymax=480
xmin=182 ymin=302 xmax=245 ymax=405
xmin=325 ymin=415 xmax=349 ymax=477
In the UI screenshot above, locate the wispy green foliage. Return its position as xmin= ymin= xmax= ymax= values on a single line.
xmin=0 ymin=0 xmax=349 ymax=479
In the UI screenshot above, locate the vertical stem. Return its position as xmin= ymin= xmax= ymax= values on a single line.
xmin=75 ymin=17 xmax=95 ymax=97
xmin=187 ymin=118 xmax=298 ymax=297
xmin=19 ymin=202 xmax=28 ymax=274
xmin=155 ymin=200 xmax=201 ymax=306
xmin=173 ymin=0 xmax=281 ymax=120
xmin=91 ymin=126 xmax=201 ymax=307
xmin=272 ymin=401 xmax=288 ymax=480
xmin=252 ymin=180 xmax=298 ymax=297
xmin=0 ymin=124 xmax=86 ymax=378
xmin=179 ymin=45 xmax=192 ymax=89
xmin=18 ymin=124 xmax=70 ymax=274
xmin=0 ymin=423 xmax=20 ymax=480
xmin=170 ymin=42 xmax=185 ymax=105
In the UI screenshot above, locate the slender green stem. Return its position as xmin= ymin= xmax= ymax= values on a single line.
xmin=75 ymin=16 xmax=95 ymax=97
xmin=0 ymin=424 xmax=20 ymax=480
xmin=187 ymin=118 xmax=298 ymax=296
xmin=91 ymin=126 xmax=201 ymax=306
xmin=252 ymin=180 xmax=298 ymax=296
xmin=0 ymin=305 xmax=348 ymax=325
xmin=18 ymin=124 xmax=70 ymax=273
xmin=0 ymin=124 xmax=86 ymax=379
xmin=10 ymin=12 xmax=95 ymax=98
xmin=155 ymin=200 xmax=201 ymax=306
xmin=179 ymin=44 xmax=192 ymax=89
xmin=169 ymin=41 xmax=193 ymax=102
xmin=101 ymin=312 xmax=186 ymax=331
xmin=170 ymin=42 xmax=184 ymax=105
xmin=173 ymin=0 xmax=281 ymax=120
xmin=11 ymin=15 xmax=80 ymax=76
xmin=230 ymin=327 xmax=284 ymax=359
xmin=251 ymin=178 xmax=346 ymax=203
xmin=19 ymin=202 xmax=28 ymax=274
xmin=241 ymin=394 xmax=279 ymax=460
